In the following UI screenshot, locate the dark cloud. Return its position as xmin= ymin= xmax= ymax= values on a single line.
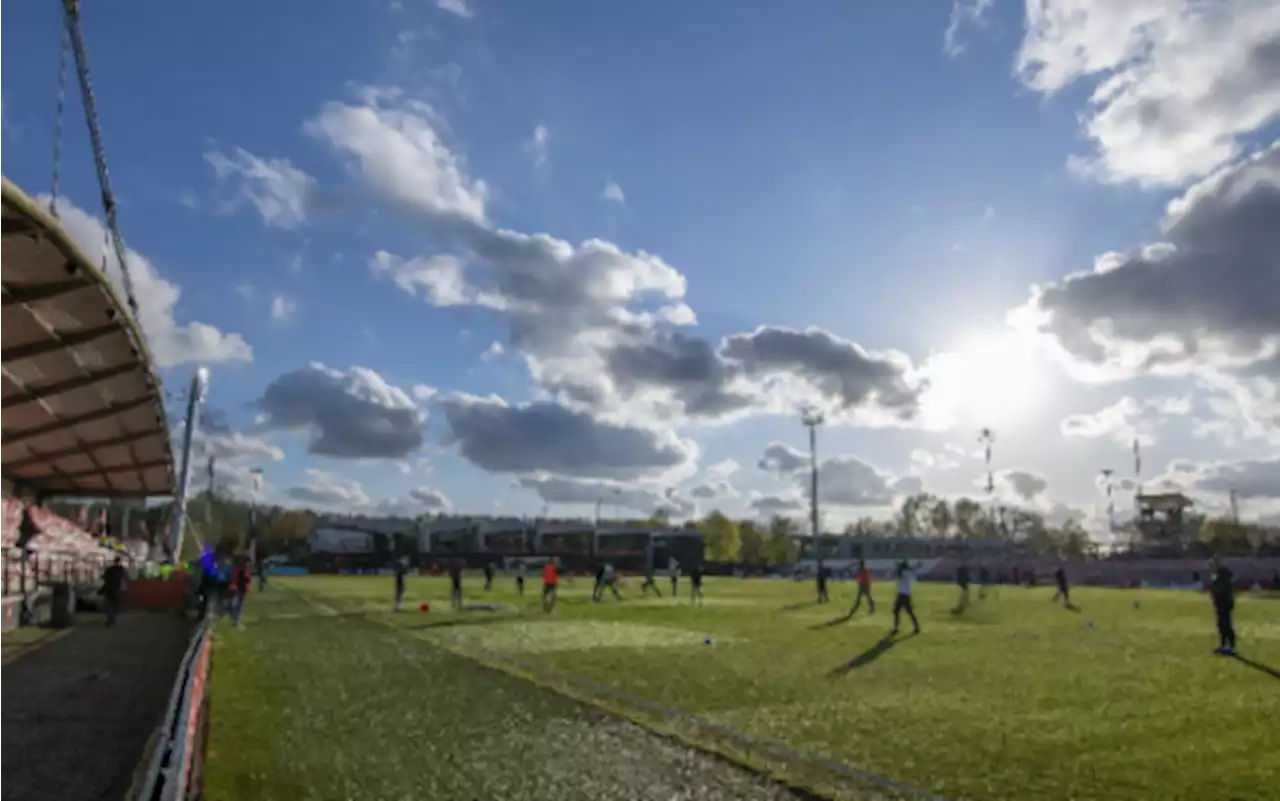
xmin=1160 ymin=457 xmax=1280 ymax=500
xmin=409 ymin=486 xmax=451 ymax=509
xmin=255 ymin=363 xmax=426 ymax=459
xmin=757 ymin=442 xmax=809 ymax=474
xmin=995 ymin=469 xmax=1049 ymax=503
xmin=440 ymin=395 xmax=696 ymax=478
xmin=603 ymin=332 xmax=754 ymax=419
xmin=722 ymin=326 xmax=923 ymax=420
xmin=1024 ymin=142 xmax=1280 ymax=377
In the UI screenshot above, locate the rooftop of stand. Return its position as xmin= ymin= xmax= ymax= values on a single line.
xmin=1 ymin=178 xmax=174 ymax=498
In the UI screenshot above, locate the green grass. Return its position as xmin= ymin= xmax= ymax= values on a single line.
xmin=208 ymin=574 xmax=1280 ymax=801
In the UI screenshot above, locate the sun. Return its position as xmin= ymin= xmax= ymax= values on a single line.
xmin=919 ymin=333 xmax=1048 ymax=430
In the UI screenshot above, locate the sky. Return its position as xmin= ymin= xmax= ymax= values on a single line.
xmin=3 ymin=0 xmax=1278 ymax=534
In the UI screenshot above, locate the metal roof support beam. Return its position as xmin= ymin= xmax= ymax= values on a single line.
xmin=2 ymin=396 xmax=152 ymax=446
xmin=2 ymin=428 xmax=164 ymax=472
xmin=2 ymin=277 xmax=91 ymax=306
xmin=2 ymin=362 xmax=139 ymax=407
xmin=0 ymin=323 xmax=118 ymax=363
xmin=49 ymin=458 xmax=170 ymax=481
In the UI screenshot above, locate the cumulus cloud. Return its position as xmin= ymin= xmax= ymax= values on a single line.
xmin=758 ymin=442 xmax=809 ymax=474
xmin=910 ymin=448 xmax=960 ymax=471
xmin=439 ymin=393 xmax=697 ymax=479
xmin=993 ymin=469 xmax=1050 ymax=503
xmin=757 ymin=445 xmax=919 ymax=508
xmin=44 ymin=195 xmax=253 ymax=367
xmin=198 ymin=431 xmax=284 ymax=464
xmin=305 ymin=87 xmax=489 ymax=224
xmin=205 ymin=147 xmax=315 ymax=229
xmin=288 ymin=468 xmax=371 ymax=507
xmin=689 ymin=480 xmax=737 ymax=500
xmin=1014 ymin=142 xmax=1280 ymax=390
xmin=1016 ymin=0 xmax=1280 ymax=185
xmin=254 ymin=363 xmax=426 ymax=459
xmin=409 ymin=486 xmax=451 ymax=509
xmin=306 ymin=88 xmax=929 ymax=431
xmin=748 ymin=492 xmax=806 ymax=516
xmin=518 ymin=474 xmax=688 ymax=516
xmin=944 ymin=0 xmax=994 ymax=57
xmin=1060 ymin=396 xmax=1156 ymax=446
xmin=1153 ymin=456 xmax=1280 ymax=501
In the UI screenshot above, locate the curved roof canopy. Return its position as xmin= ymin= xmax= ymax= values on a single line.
xmin=2 ymin=177 xmax=174 ymax=497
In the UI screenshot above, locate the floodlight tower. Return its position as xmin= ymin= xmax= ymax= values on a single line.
xmin=170 ymin=367 xmax=209 ymax=558
xmin=802 ymin=410 xmax=825 ymax=539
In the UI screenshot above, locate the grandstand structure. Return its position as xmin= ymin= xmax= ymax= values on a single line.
xmin=304 ymin=514 xmax=704 ymax=573
xmin=2 ymin=178 xmax=176 ymax=622
xmin=3 ymin=164 xmax=194 ymax=798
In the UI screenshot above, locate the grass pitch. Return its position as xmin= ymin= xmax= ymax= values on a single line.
xmin=206 ymin=574 xmax=1280 ymax=801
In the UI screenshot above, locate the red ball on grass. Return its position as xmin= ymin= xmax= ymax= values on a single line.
xmin=419 ymin=602 xmax=430 ymax=613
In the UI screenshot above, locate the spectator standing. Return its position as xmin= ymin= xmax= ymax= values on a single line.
xmin=101 ymin=557 xmax=128 ymax=628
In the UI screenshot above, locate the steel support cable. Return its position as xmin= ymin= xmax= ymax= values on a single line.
xmin=61 ymin=0 xmax=141 ymax=319
xmin=49 ymin=25 xmax=70 ymax=217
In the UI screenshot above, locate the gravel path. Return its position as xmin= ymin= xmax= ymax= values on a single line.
xmin=2 ymin=613 xmax=192 ymax=801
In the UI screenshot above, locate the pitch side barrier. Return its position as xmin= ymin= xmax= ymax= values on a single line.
xmin=129 ymin=615 xmax=214 ymax=801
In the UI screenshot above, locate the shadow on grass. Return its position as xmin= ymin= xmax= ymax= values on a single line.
xmin=827 ymin=632 xmax=917 ymax=678
xmin=1232 ymin=654 xmax=1280 ymax=681
xmin=809 ymin=612 xmax=854 ymax=630
xmin=778 ymin=601 xmax=820 ymax=613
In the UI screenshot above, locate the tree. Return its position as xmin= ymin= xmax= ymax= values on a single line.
xmin=699 ymin=510 xmax=741 ymax=562
xmin=1198 ymin=518 xmax=1255 ymax=555
xmin=898 ymin=492 xmax=934 ymax=538
xmin=763 ymin=516 xmax=801 ymax=564
xmin=738 ymin=520 xmax=765 ymax=566
xmin=952 ymin=497 xmax=983 ymax=540
xmin=648 ymin=508 xmax=671 ymax=527
xmin=930 ymin=499 xmax=953 ymax=538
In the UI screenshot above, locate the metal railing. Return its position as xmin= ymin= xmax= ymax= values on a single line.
xmin=131 ymin=613 xmax=214 ymax=801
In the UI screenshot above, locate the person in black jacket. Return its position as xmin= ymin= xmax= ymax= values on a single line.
xmin=1210 ymin=562 xmax=1237 ymax=656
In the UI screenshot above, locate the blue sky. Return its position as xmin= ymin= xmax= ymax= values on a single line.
xmin=4 ymin=0 xmax=1278 ymax=531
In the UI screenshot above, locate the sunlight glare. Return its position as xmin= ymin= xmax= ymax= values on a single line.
xmin=919 ymin=332 xmax=1048 ymax=430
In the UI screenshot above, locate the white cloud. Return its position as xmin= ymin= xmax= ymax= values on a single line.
xmin=198 ymin=431 xmax=285 ymax=464
xmin=270 ymin=293 xmax=298 ymax=324
xmin=944 ymin=0 xmax=994 ymax=57
xmin=45 ymin=195 xmax=253 ymax=367
xmin=705 ymin=459 xmax=740 ymax=481
xmin=305 ymin=87 xmax=489 ymax=224
xmin=234 ymin=282 xmax=256 ymax=300
xmin=1016 ymin=0 xmax=1280 ymax=185
xmin=412 ymin=384 xmax=439 ymax=403
xmin=288 ymin=468 xmax=372 ymax=507
xmin=602 ymin=180 xmax=626 ymax=204
xmin=437 ymin=0 xmax=474 ymax=19
xmin=525 ymin=124 xmax=550 ymax=175
xmin=1060 ymin=396 xmax=1155 ymax=446
xmin=205 ymin=147 xmax=315 ymax=229
xmin=481 ymin=341 xmax=505 ymax=362
xmin=982 ymin=205 xmax=996 ymax=222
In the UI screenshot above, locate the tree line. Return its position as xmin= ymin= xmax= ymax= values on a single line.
xmin=41 ymin=487 xmax=1279 ymax=564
